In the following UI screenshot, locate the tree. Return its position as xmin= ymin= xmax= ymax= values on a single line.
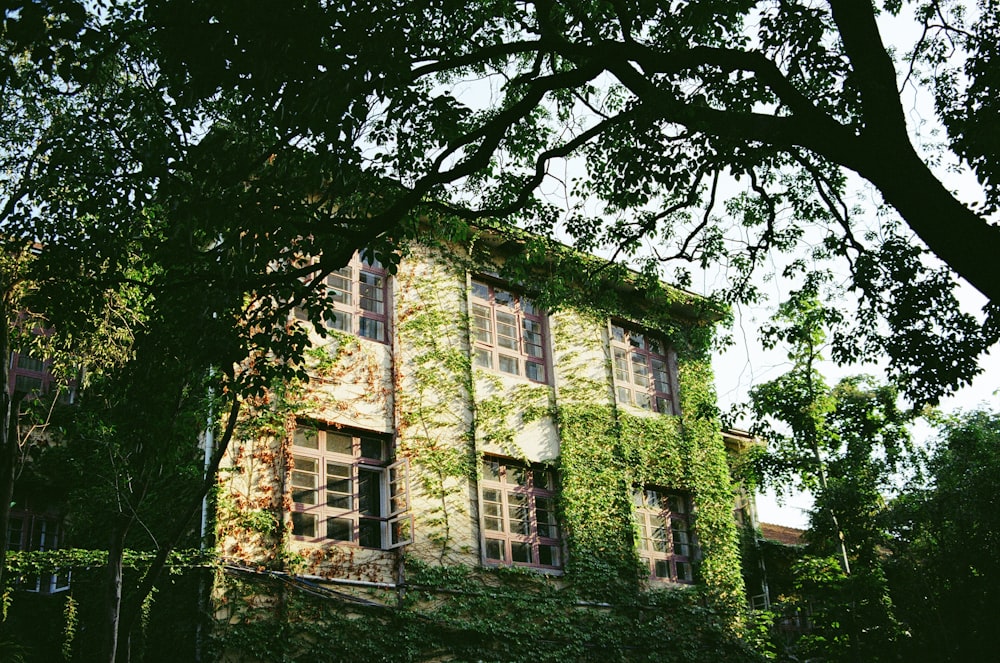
xmin=748 ymin=289 xmax=914 ymax=662
xmin=884 ymin=409 xmax=1000 ymax=662
xmin=4 ymin=4 xmax=424 ymax=659
xmin=135 ymin=0 xmax=999 ymax=404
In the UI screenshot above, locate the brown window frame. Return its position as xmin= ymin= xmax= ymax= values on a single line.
xmin=609 ymin=323 xmax=677 ymax=415
xmin=293 ymin=252 xmax=390 ymax=344
xmin=479 ymin=456 xmax=562 ymax=570
xmin=633 ymin=487 xmax=696 ymax=583
xmin=289 ymin=425 xmax=411 ymax=550
xmin=470 ymin=279 xmax=549 ymax=384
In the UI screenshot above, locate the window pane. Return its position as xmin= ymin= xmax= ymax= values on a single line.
xmin=471 ymin=281 xmax=490 ymax=300
xmin=360 ymin=437 xmax=387 ymax=461
xmin=485 ymin=538 xmax=505 ymax=561
xmin=630 ymin=332 xmax=644 ymax=348
xmin=293 ymin=307 xmax=310 ymax=322
xmin=507 ymin=493 xmax=529 ymax=536
xmin=533 ymin=468 xmax=554 ymax=491
xmin=525 ymin=361 xmax=545 ymax=382
xmin=292 ymin=513 xmax=317 ymax=538
xmin=472 ymin=305 xmax=493 ymax=344
xmin=635 ymin=392 xmax=652 ymax=410
xmin=326 ymin=433 xmax=353 ymax=455
xmin=509 ymin=466 xmax=529 ymax=486
xmin=325 ymin=310 xmax=352 ymax=332
xmin=326 ymin=463 xmax=352 ymax=509
xmin=327 ymin=517 xmax=352 ymax=542
xmin=617 ymin=386 xmax=632 ymax=405
xmin=358 ymin=468 xmax=383 ymax=517
xmin=521 ymin=298 xmax=538 ymax=316
xmin=294 ymin=429 xmax=319 ymax=449
xmin=652 ymin=359 xmax=669 ymax=393
xmin=676 ymin=561 xmax=693 ymax=582
xmin=510 ymin=541 xmax=532 ymax=563
xmin=474 ymin=348 xmax=492 ymax=368
xmin=358 ymin=519 xmax=381 ymax=548
xmin=654 ymin=559 xmax=671 ymax=579
xmin=522 ymin=319 xmax=543 ymax=357
xmin=327 ymin=273 xmax=352 ymax=306
xmin=495 ymin=289 xmax=514 ymax=308
xmin=16 ymin=354 xmax=44 ymax=371
xmin=631 ymin=352 xmax=649 ymax=387
xmin=613 ymin=348 xmax=629 ymax=382
xmin=538 ymin=544 xmax=560 ymax=567
xmin=481 ymin=459 xmax=501 ymax=481
xmin=358 ymin=317 xmax=385 ymax=341
xmin=292 ymin=456 xmax=318 ymax=505
xmin=656 ymin=397 xmax=672 ymax=415
xmin=536 ymin=497 xmax=558 ymax=538
xmin=610 ymin=324 xmax=626 ymax=342
xmin=498 ymin=355 xmax=519 ymax=375
xmin=495 ymin=311 xmax=518 ymax=349
xmin=14 ymin=375 xmax=42 ymax=393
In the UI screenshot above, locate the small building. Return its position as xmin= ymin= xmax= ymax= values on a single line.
xmin=212 ymin=231 xmax=756 ymax=661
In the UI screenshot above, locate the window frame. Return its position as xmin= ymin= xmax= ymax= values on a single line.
xmin=289 ymin=425 xmax=411 ymax=550
xmin=6 ymin=510 xmax=71 ymax=593
xmin=632 ymin=487 xmax=696 ymax=584
xmin=478 ymin=456 xmax=562 ymax=570
xmin=470 ymin=279 xmax=549 ymax=384
xmin=609 ymin=322 xmax=678 ymax=415
xmin=293 ymin=252 xmax=391 ymax=344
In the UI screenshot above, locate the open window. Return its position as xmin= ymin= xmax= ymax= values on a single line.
xmin=289 ymin=425 xmax=410 ymax=550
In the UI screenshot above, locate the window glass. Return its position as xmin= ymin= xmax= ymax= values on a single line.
xmin=470 ymin=280 xmax=549 ymax=384
xmin=610 ymin=323 xmax=676 ymax=415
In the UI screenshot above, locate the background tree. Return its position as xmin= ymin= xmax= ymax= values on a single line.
xmin=884 ymin=409 xmax=1000 ymax=662
xmin=748 ymin=288 xmax=914 ymax=662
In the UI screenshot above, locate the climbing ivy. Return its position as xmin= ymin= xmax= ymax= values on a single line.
xmin=204 ymin=232 xmax=753 ymax=660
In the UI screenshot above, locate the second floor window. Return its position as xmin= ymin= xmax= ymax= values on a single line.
xmin=294 ymin=253 xmax=389 ymax=343
xmin=479 ymin=456 xmax=561 ymax=569
xmin=290 ymin=426 xmax=410 ymax=550
xmin=471 ymin=280 xmax=548 ymax=383
xmin=633 ymin=488 xmax=695 ymax=583
xmin=610 ymin=324 xmax=676 ymax=414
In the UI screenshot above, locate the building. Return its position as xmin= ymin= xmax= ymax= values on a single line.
xmin=212 ymin=232 xmax=755 ymax=661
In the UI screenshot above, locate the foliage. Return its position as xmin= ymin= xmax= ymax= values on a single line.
xmin=131 ymin=0 xmax=1000 ymax=404
xmin=882 ymin=409 xmax=1000 ymax=662
xmin=747 ymin=290 xmax=920 ymax=662
xmin=211 ymin=560 xmax=764 ymax=663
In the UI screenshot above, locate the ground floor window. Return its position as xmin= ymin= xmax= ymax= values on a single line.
xmin=290 ymin=425 xmax=410 ymax=549
xmin=633 ymin=487 xmax=695 ymax=583
xmin=479 ymin=456 xmax=561 ymax=569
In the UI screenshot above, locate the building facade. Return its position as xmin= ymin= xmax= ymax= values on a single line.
xmin=213 ymin=236 xmax=753 ymax=661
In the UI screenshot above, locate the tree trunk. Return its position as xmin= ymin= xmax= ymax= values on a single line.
xmin=0 ymin=301 xmax=14 ymax=591
xmin=104 ymin=519 xmax=129 ymax=663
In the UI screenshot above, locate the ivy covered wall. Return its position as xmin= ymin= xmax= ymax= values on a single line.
xmin=211 ymin=235 xmax=754 ymax=661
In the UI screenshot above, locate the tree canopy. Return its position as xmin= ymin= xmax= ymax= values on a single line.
xmin=137 ymin=0 xmax=1000 ymax=404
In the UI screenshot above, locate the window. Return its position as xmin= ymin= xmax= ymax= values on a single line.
xmin=9 ymin=351 xmax=52 ymax=396
xmin=479 ymin=456 xmax=561 ymax=569
xmin=5 ymin=511 xmax=71 ymax=593
xmin=470 ymin=280 xmax=548 ymax=383
xmin=633 ymin=488 xmax=695 ymax=583
xmin=609 ymin=324 xmax=676 ymax=414
xmin=294 ymin=252 xmax=389 ymax=343
xmin=289 ymin=425 xmax=410 ymax=549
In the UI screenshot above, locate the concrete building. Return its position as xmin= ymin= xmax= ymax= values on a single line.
xmin=212 ymin=233 xmax=753 ymax=660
